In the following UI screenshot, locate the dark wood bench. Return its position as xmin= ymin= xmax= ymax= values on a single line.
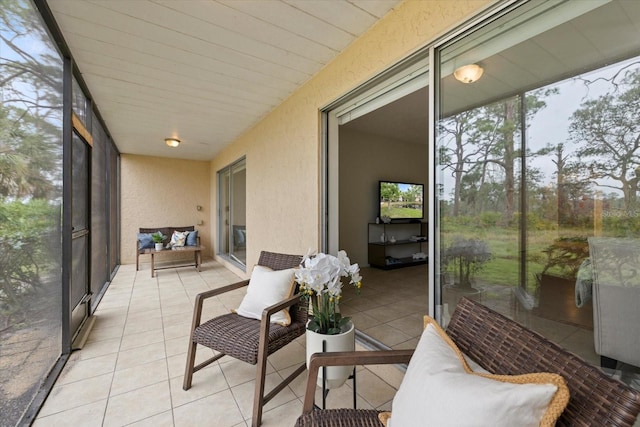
xmin=136 ymin=226 xmax=204 ymax=277
xmin=297 ymin=297 xmax=640 ymax=426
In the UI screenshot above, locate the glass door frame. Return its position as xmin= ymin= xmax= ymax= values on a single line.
xmin=217 ymin=157 xmax=247 ymax=269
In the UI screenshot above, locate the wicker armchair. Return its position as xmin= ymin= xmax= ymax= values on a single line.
xmin=183 ymin=251 xmax=306 ymax=427
xmin=296 ymin=297 xmax=640 ymax=427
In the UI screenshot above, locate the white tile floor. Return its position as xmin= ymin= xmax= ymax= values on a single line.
xmin=34 ymin=260 xmax=402 ymax=427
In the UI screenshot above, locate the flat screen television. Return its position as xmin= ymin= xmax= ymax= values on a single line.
xmin=378 ymin=180 xmax=424 ymax=221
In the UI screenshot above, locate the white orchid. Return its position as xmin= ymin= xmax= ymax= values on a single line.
xmin=295 ymin=250 xmax=363 ymax=335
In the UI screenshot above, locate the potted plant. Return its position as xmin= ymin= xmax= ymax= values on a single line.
xmin=442 ymin=237 xmax=491 ymax=291
xmin=295 ymin=250 xmax=362 ymax=388
xmin=151 ymin=232 xmax=165 ymax=251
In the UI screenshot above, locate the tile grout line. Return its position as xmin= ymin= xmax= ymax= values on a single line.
xmin=101 ymin=268 xmax=136 ymax=427
xmin=162 ymin=268 xmax=185 ymax=427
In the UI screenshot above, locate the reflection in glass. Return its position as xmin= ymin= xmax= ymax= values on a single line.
xmin=588 ymin=237 xmax=640 ymax=369
xmin=218 ymin=158 xmax=246 ymax=267
xmin=230 ymin=160 xmax=247 ymax=265
xmin=435 ymin=0 xmax=640 ymax=386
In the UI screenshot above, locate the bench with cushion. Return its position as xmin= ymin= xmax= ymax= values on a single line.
xmin=297 ymin=297 xmax=640 ymax=427
xmin=136 ymin=226 xmax=203 ymax=277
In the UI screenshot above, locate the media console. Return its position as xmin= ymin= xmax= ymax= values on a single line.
xmin=367 ymin=222 xmax=427 ymax=269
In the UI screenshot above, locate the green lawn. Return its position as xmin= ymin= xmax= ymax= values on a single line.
xmin=380 ymin=206 xmax=422 ymax=218
xmin=440 ymin=224 xmax=590 ymax=289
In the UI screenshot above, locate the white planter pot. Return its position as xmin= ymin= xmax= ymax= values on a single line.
xmin=305 ymin=321 xmax=355 ymax=389
xmin=154 ymin=243 xmax=163 ymax=251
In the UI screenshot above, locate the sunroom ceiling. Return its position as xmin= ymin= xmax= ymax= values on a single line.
xmin=47 ymin=0 xmax=401 ymax=160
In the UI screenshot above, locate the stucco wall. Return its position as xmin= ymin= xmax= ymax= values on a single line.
xmin=338 ymin=127 xmax=428 ymax=266
xmin=210 ymin=0 xmax=490 ymax=275
xmin=121 ymin=154 xmax=210 ymax=265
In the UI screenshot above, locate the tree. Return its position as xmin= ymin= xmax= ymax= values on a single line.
xmin=0 ymin=0 xmax=63 ymax=328
xmin=569 ymin=68 xmax=640 ymax=212
xmin=439 ymin=110 xmax=487 ymax=216
xmin=0 ymin=105 xmax=60 ymax=199
xmin=0 ymin=199 xmax=58 ymax=325
xmin=477 ymin=90 xmax=556 ymax=224
xmin=405 ymin=184 xmax=422 ymax=203
xmin=440 ymin=89 xmax=556 ymax=222
xmin=380 ymin=182 xmax=400 ymax=203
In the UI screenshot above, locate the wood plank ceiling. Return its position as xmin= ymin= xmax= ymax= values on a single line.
xmin=47 ymin=0 xmax=401 ymax=160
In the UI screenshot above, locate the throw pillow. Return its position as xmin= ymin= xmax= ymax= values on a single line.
xmin=233 ymin=226 xmax=246 ymax=245
xmin=137 ymin=233 xmax=154 ymax=249
xmin=186 ymin=230 xmax=198 ymax=246
xmin=387 ymin=317 xmax=569 ymax=427
xmin=169 ymin=230 xmax=189 ymax=247
xmin=235 ymin=265 xmax=297 ymax=326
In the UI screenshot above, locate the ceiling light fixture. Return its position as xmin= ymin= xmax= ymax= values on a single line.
xmin=165 ymin=137 xmax=180 ymax=148
xmin=454 ymin=64 xmax=484 ymax=84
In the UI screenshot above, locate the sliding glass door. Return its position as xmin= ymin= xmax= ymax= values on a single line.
xmin=434 ymin=0 xmax=640 ymax=374
xmin=218 ymin=158 xmax=246 ymax=267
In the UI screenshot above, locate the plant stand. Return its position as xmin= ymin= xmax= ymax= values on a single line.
xmin=315 ymin=338 xmax=357 ymax=411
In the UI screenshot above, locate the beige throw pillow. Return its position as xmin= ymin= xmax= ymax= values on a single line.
xmin=386 ymin=316 xmax=569 ymax=427
xmin=235 ymin=265 xmax=296 ymax=326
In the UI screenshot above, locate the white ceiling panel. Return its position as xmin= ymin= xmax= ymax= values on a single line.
xmin=284 ymin=0 xmax=379 ymax=34
xmin=219 ymin=0 xmax=356 ymax=50
xmin=47 ymin=0 xmax=401 ymax=160
xmin=349 ymin=0 xmax=401 ymax=18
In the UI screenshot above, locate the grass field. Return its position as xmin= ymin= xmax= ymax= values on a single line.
xmin=440 ymin=223 xmax=591 ymax=290
xmin=380 ymin=205 xmax=422 ymax=219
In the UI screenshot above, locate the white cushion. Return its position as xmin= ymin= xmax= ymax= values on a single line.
xmin=235 ymin=265 xmax=296 ymax=326
xmin=387 ymin=317 xmax=568 ymax=427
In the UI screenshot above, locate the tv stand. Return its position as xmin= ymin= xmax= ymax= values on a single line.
xmin=368 ymin=222 xmax=427 ymax=269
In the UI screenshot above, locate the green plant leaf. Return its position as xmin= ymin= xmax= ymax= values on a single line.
xmin=338 ymin=316 xmax=351 ymax=330
xmin=307 ymin=319 xmax=321 ymax=333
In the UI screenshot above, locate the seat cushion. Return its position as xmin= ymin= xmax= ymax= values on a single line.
xmin=193 ymin=313 xmax=306 ymax=364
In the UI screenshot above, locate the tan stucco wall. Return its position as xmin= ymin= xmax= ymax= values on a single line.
xmin=210 ymin=0 xmax=490 ymax=274
xmin=339 ymin=127 xmax=428 ymax=266
xmin=121 ymin=154 xmax=210 ymax=265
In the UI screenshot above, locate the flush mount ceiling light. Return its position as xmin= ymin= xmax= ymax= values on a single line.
xmin=454 ymin=64 xmax=484 ymax=84
xmin=165 ymin=137 xmax=180 ymax=147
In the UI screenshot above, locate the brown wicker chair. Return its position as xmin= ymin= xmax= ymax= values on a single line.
xmin=183 ymin=251 xmax=306 ymax=427
xmin=296 ymin=297 xmax=640 ymax=427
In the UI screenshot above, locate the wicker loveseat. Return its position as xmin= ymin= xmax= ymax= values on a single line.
xmin=297 ymin=297 xmax=640 ymax=427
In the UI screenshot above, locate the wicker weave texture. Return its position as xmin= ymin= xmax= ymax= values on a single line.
xmin=193 ymin=313 xmax=306 ymax=364
xmin=256 ymin=251 xmax=302 ymax=271
xmin=447 ymin=297 xmax=640 ymax=427
xmin=295 ymin=409 xmax=383 ymax=427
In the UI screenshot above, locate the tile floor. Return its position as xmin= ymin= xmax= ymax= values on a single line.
xmin=340 ymin=264 xmax=428 ymax=351
xmin=33 ymin=260 xmax=404 ymax=427
xmin=33 ymin=259 xmax=639 ymax=426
